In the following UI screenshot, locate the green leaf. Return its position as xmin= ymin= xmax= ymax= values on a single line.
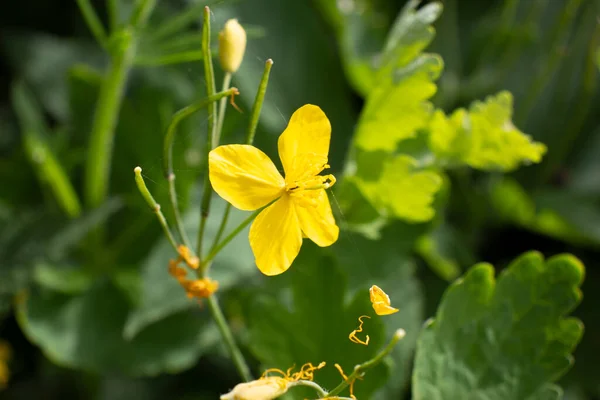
xmin=413 ymin=251 xmax=584 ymax=400
xmin=17 ymin=280 xmax=220 ymax=376
xmin=124 ymin=196 xmax=255 ymax=339
xmin=430 ymin=91 xmax=547 ymax=171
xmin=353 ymin=2 xmax=443 ymax=152
xmin=352 ymin=154 xmax=442 ymax=222
xmin=248 ymin=246 xmax=389 ymax=400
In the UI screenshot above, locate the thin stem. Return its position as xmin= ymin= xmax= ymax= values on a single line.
xmin=246 ymin=59 xmax=273 ymax=144
xmin=107 ymin=0 xmax=119 ymax=32
xmin=291 ymin=380 xmax=328 ymax=398
xmin=75 ymin=0 xmax=108 ymax=48
xmin=134 ymin=167 xmax=179 ymax=251
xmin=148 ymin=1 xmax=208 ymax=41
xmin=204 ymin=199 xmax=276 ymax=265
xmin=215 ymin=72 xmax=232 ymax=146
xmin=206 ymin=295 xmax=253 ymax=381
xmin=326 ymin=329 xmax=406 ymax=398
xmin=163 ymin=88 xmax=239 ymax=250
xmin=129 ymin=0 xmax=157 ymax=28
xmin=196 ymin=6 xmax=218 ymax=258
xmin=134 ymin=51 xmax=205 ymax=67
xmin=210 ymin=203 xmax=231 ymax=254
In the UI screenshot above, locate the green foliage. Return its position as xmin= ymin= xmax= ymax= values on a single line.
xmin=1 ymin=0 xmax=598 ymax=398
xmin=413 ymin=252 xmax=584 ymax=399
xmin=429 ymin=92 xmax=546 ymax=171
xmin=17 ymin=280 xmax=220 ymax=375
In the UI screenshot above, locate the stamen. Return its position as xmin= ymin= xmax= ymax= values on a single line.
xmin=348 ymin=315 xmax=370 ymax=346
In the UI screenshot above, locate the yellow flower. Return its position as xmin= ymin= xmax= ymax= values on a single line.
xmin=369 ymin=285 xmax=399 ymax=315
xmin=219 ymin=19 xmax=247 ymax=73
xmin=209 ymin=105 xmax=339 ymax=275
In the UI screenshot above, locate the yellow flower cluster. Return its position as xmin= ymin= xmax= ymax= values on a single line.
xmin=221 ymin=362 xmax=326 ymax=400
xmin=168 ymin=245 xmax=218 ymax=300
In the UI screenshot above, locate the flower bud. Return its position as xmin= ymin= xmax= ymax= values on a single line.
xmin=219 ymin=19 xmax=247 ymax=73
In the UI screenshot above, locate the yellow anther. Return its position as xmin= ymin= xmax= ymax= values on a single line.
xmin=348 ymin=315 xmax=370 ymax=346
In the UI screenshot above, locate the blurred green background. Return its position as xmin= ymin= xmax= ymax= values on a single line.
xmin=0 ymin=0 xmax=599 ymax=399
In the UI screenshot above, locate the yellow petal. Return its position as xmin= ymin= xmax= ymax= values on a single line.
xmin=293 ymin=189 xmax=339 ymax=247
xmin=209 ymin=145 xmax=285 ymax=211
xmin=369 ymin=285 xmax=399 ymax=316
xmin=278 ymin=105 xmax=331 ymax=180
xmin=249 ymin=194 xmax=302 ymax=275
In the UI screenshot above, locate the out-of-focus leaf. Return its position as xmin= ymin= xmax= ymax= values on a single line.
xmin=124 ymin=196 xmax=255 ymax=339
xmin=416 ymin=222 xmax=473 ymax=281
xmin=413 ymin=252 xmax=584 ymax=399
xmin=17 ymin=280 xmax=219 ymax=376
xmin=353 ymin=2 xmax=443 ymax=152
xmin=33 ymin=262 xmax=94 ymax=294
xmin=490 ymin=178 xmax=598 ymax=247
xmin=313 ymin=0 xmax=398 ymax=96
xmin=12 ymin=82 xmax=82 ymax=218
xmin=248 ymin=246 xmax=388 ymax=400
xmin=2 ymin=33 xmax=104 ymax=121
xmin=430 ymin=91 xmax=547 ymax=171
xmin=352 ymin=154 xmax=442 ymax=222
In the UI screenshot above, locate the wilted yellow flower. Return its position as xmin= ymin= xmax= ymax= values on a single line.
xmin=209 ymin=105 xmax=339 ymax=275
xmin=182 ymin=278 xmax=219 ymax=299
xmin=348 ymin=315 xmax=370 ymax=346
xmin=219 ymin=19 xmax=247 ymax=73
xmin=221 ymin=362 xmax=325 ymax=400
xmin=369 ymin=285 xmax=399 ymax=315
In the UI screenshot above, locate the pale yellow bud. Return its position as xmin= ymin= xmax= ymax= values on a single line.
xmin=219 ymin=19 xmax=247 ymax=73
xmin=220 ymin=377 xmax=289 ymax=400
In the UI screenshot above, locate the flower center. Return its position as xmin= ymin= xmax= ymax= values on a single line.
xmin=285 ymin=162 xmax=336 ymax=193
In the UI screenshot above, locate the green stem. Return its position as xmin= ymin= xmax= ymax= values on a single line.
xmin=163 ymin=88 xmax=239 ymax=250
xmin=246 ymin=59 xmax=273 ymax=144
xmin=134 ymin=51 xmax=204 ymax=67
xmin=107 ymin=0 xmax=119 ymax=31
xmin=210 ymin=203 xmax=231 ymax=255
xmin=326 ymin=329 xmax=406 ymax=398
xmin=291 ymin=380 xmax=328 ymax=398
xmin=206 ymin=295 xmax=253 ymax=381
xmin=84 ymin=0 xmax=157 ymax=210
xmin=215 ymin=72 xmax=232 ymax=146
xmin=196 ymin=6 xmax=218 ymax=258
xmin=204 ymin=199 xmax=276 ymax=265
xmin=75 ymin=0 xmax=108 ymax=48
xmin=134 ymin=167 xmax=179 ymax=251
